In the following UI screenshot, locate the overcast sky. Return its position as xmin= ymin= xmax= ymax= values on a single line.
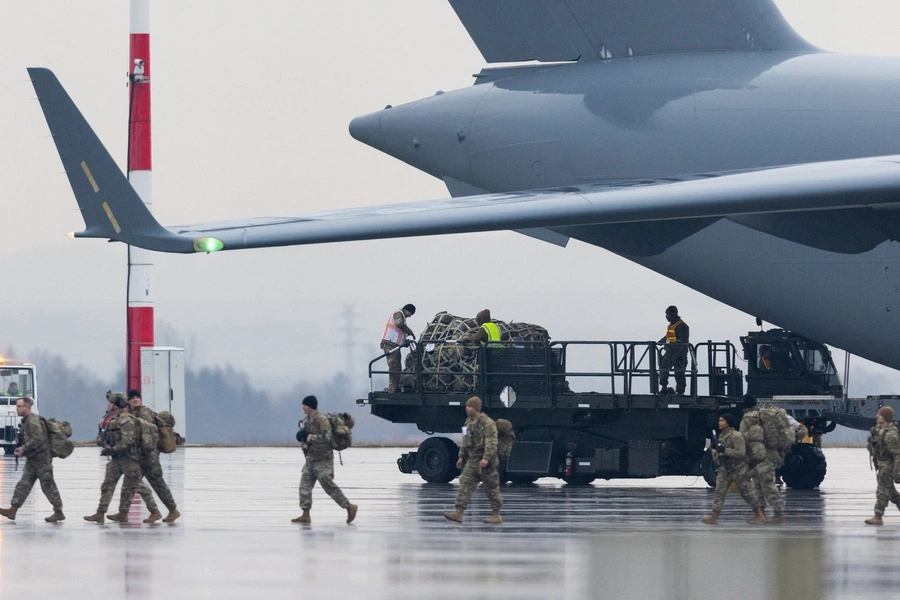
xmin=3 ymin=1 xmax=900 ymax=394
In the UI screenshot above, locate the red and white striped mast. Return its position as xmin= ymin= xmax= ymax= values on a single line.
xmin=126 ymin=0 xmax=154 ymax=392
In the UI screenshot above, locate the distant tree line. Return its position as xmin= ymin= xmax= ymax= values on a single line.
xmin=10 ymin=348 xmax=419 ymax=445
xmin=5 ymin=347 xmax=870 ymax=446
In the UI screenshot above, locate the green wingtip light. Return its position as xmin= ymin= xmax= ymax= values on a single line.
xmin=192 ymin=237 xmax=225 ymax=253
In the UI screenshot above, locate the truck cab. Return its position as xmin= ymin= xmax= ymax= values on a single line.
xmin=0 ymin=359 xmax=37 ymax=454
xmin=741 ymin=329 xmax=842 ymax=398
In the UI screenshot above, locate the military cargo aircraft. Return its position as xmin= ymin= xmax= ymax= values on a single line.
xmin=26 ymin=0 xmax=900 ymax=369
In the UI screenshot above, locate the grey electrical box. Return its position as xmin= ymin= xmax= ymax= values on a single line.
xmin=140 ymin=347 xmax=186 ymax=442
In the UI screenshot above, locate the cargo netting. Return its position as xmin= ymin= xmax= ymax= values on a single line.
xmin=400 ymin=311 xmax=550 ymax=392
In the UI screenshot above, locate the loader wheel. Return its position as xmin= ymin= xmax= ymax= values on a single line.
xmin=701 ymin=448 xmax=718 ymax=488
xmin=779 ymin=443 xmax=827 ymax=489
xmin=416 ymin=437 xmax=457 ymax=483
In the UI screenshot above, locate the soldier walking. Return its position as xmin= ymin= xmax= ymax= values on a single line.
xmin=293 ymin=395 xmax=357 ymax=524
xmin=865 ymin=406 xmax=900 ymax=525
xmin=128 ymin=389 xmax=180 ymax=523
xmin=444 ymin=396 xmax=503 ymax=524
xmin=0 ymin=397 xmax=64 ymax=522
xmin=701 ymin=413 xmax=763 ymax=525
xmin=740 ymin=394 xmax=784 ymax=524
xmin=96 ymin=395 xmax=163 ymax=522
xmin=84 ymin=392 xmax=144 ymax=523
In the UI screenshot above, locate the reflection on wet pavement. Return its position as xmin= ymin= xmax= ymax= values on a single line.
xmin=0 ymin=447 xmax=894 ymax=599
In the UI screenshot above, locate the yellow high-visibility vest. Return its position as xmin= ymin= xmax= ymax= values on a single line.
xmin=481 ymin=322 xmax=501 ymax=342
xmin=665 ymin=319 xmax=684 ymax=343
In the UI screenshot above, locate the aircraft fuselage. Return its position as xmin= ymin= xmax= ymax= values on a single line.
xmin=350 ymin=52 xmax=900 ymax=369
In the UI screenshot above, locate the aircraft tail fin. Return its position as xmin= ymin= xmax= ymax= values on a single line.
xmin=448 ymin=0 xmax=815 ymax=63
xmin=27 ymin=68 xmax=190 ymax=252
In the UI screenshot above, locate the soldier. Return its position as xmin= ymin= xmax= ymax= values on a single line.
xmin=658 ymin=305 xmax=689 ymax=395
xmin=443 ymin=396 xmax=503 ymax=524
xmin=701 ymin=413 xmax=764 ymax=525
xmin=0 ymin=397 xmax=64 ymax=522
xmin=865 ymin=406 xmax=900 ymax=525
xmin=496 ymin=419 xmax=515 ymax=462
xmin=84 ymin=392 xmax=144 ymax=524
xmin=127 ymin=389 xmax=180 ymax=523
xmin=791 ymin=416 xmax=809 ymax=443
xmin=467 ymin=309 xmax=502 ymax=345
xmin=381 ymin=304 xmax=416 ymax=392
xmin=293 ymin=395 xmax=357 ymax=524
xmin=97 ymin=396 xmax=162 ymax=522
xmin=740 ymin=394 xmax=784 ymax=524
xmin=496 ymin=418 xmax=515 ymax=481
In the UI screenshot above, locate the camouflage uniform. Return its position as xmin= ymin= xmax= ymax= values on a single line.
xmin=496 ymin=419 xmax=515 ymax=463
xmin=711 ymin=429 xmax=760 ymax=513
xmin=381 ymin=309 xmax=411 ymax=392
xmin=740 ymin=407 xmax=783 ymax=513
xmin=100 ymin=407 xmax=158 ymax=513
xmin=10 ymin=413 xmax=62 ymax=510
xmin=96 ymin=412 xmax=143 ymax=514
xmin=455 ymin=413 xmax=503 ymax=512
xmin=868 ymin=423 xmax=900 ymax=517
xmin=796 ymin=422 xmax=809 ymax=443
xmin=131 ymin=405 xmax=178 ymax=511
xmin=299 ymin=410 xmax=350 ymax=510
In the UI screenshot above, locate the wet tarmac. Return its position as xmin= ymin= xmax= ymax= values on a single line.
xmin=0 ymin=446 xmax=895 ymax=599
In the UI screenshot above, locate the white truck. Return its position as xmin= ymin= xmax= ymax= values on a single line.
xmin=0 ymin=359 xmax=37 ymax=455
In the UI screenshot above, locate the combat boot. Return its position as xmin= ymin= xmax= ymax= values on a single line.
xmin=766 ymin=510 xmax=785 ymax=525
xmin=106 ymin=511 xmax=128 ymax=523
xmin=346 ymin=504 xmax=358 ymax=524
xmin=45 ymin=510 xmax=65 ymax=523
xmin=143 ymin=510 xmax=163 ymax=524
xmin=292 ymin=509 xmax=311 ymax=524
xmin=163 ymin=508 xmax=181 ymax=523
xmin=443 ymin=508 xmax=464 ymax=523
xmin=866 ymin=515 xmax=884 ymax=525
xmin=701 ymin=510 xmax=720 ymax=525
xmin=748 ymin=507 xmax=767 ymax=525
xmin=0 ymin=506 xmax=18 ymax=520
xmin=484 ymin=511 xmax=502 ymax=524
xmin=83 ymin=511 xmax=105 ymax=523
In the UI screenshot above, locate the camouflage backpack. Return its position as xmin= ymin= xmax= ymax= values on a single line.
xmin=135 ymin=417 xmax=159 ymax=456
xmin=40 ymin=417 xmax=74 ymax=459
xmin=328 ymin=413 xmax=355 ymax=451
xmin=759 ymin=406 xmax=795 ymax=453
xmin=155 ymin=411 xmax=178 ymax=454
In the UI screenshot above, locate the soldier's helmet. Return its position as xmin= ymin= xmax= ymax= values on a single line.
xmin=107 ymin=391 xmax=128 ymax=408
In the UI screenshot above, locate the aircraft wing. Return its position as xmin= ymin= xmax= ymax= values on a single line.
xmin=29 ymin=67 xmax=900 ymax=255
xmin=447 ymin=0 xmax=815 ymax=63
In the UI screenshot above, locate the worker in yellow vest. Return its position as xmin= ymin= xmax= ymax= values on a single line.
xmin=658 ymin=305 xmax=690 ymax=395
xmin=468 ymin=309 xmax=502 ymax=346
xmin=381 ymin=304 xmax=417 ymax=393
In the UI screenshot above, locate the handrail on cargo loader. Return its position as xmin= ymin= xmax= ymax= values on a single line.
xmin=366 ymin=338 xmax=742 ymax=405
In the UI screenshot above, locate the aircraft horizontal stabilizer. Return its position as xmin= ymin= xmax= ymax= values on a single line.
xmin=29 ymin=68 xmax=900 ymax=255
xmin=448 ymin=0 xmax=815 ymax=63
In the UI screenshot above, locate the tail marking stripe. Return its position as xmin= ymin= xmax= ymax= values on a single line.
xmin=80 ymin=161 xmax=99 ymax=192
xmin=102 ymin=202 xmax=122 ymax=234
